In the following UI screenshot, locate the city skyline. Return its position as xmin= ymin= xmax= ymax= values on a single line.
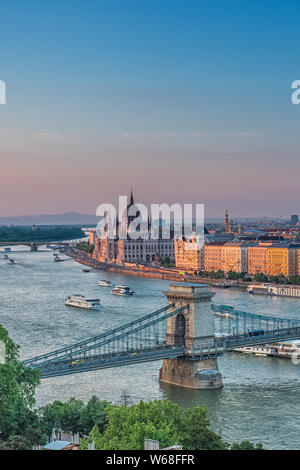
xmin=1 ymin=1 xmax=300 ymax=217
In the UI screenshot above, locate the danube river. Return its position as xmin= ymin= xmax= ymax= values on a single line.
xmin=1 ymin=246 xmax=300 ymax=449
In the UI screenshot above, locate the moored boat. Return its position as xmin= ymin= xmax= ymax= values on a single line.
xmin=234 ymin=340 xmax=300 ymax=359
xmin=247 ymin=283 xmax=270 ymax=295
xmin=247 ymin=283 xmax=300 ymax=298
xmin=212 ymin=282 xmax=231 ymax=288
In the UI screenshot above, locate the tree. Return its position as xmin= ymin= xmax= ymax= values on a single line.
xmin=270 ymin=274 xmax=287 ymax=284
xmin=89 ymin=400 xmax=182 ymax=450
xmin=227 ymin=270 xmax=240 ymax=280
xmin=79 ymin=424 xmax=102 ymax=450
xmin=179 ymin=405 xmax=227 ymax=450
xmin=0 ymin=435 xmax=32 ymax=450
xmin=59 ymin=398 xmax=85 ymax=434
xmin=40 ymin=397 xmax=85 ymax=435
xmin=0 ymin=225 xmax=84 ymax=242
xmin=80 ymin=396 xmax=109 ymax=435
xmin=214 ymin=270 xmax=225 ymax=279
xmin=0 ymin=325 xmax=43 ymax=445
xmin=40 ymin=396 xmax=109 ymax=438
xmin=76 ymin=242 xmax=94 ymax=254
xmin=231 ymin=440 xmax=263 ymax=450
xmin=158 ymin=256 xmax=175 ymax=268
xmin=39 ymin=400 xmax=65 ymax=439
xmin=288 ymin=274 xmax=300 ymax=285
xmin=79 ymin=399 xmax=262 ymax=451
xmin=254 ymin=273 xmax=269 ymax=282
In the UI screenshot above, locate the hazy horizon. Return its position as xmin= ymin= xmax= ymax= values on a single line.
xmin=0 ymin=209 xmax=294 ymax=222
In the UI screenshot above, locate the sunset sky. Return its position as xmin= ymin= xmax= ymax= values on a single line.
xmin=1 ymin=0 xmax=300 ymax=218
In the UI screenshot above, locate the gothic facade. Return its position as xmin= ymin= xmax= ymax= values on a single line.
xmin=92 ymin=191 xmax=175 ymax=265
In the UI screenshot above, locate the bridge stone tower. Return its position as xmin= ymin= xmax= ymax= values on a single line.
xmin=159 ymin=284 xmax=223 ymax=389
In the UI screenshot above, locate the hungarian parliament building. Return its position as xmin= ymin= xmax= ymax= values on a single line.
xmin=92 ymin=191 xmax=175 ymax=265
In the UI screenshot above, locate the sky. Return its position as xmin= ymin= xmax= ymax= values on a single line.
xmin=0 ymin=0 xmax=300 ymax=218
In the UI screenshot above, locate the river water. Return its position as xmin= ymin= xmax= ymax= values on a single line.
xmin=0 ymin=246 xmax=299 ymax=449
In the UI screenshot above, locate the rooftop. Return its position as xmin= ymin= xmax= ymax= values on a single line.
xmin=43 ymin=440 xmax=74 ymax=450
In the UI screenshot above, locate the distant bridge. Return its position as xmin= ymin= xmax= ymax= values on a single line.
xmin=24 ymin=284 xmax=300 ymax=388
xmin=0 ymin=239 xmax=84 ymax=251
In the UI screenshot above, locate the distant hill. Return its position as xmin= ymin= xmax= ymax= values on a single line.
xmin=0 ymin=212 xmax=101 ymax=226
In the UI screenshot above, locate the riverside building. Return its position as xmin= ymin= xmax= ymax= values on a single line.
xmin=174 ymin=236 xmax=204 ymax=272
xmin=266 ymin=245 xmax=289 ymax=276
xmin=247 ymin=243 xmax=271 ymax=275
xmin=220 ymin=242 xmax=249 ymax=273
xmin=204 ymin=242 xmax=224 ymax=271
xmin=92 ymin=190 xmax=175 ymax=265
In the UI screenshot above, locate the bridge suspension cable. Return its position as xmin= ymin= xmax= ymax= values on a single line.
xmin=211 ymin=304 xmax=300 ymax=337
xmin=24 ymin=303 xmax=181 ymax=367
xmin=26 ymin=304 xmax=188 ymax=378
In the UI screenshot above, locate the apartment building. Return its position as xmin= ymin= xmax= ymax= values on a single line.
xmin=289 ymin=245 xmax=300 ymax=275
xmin=88 ymin=229 xmax=96 ymax=246
xmin=247 ymin=243 xmax=271 ymax=274
xmin=204 ymin=243 xmax=224 ymax=271
xmin=221 ymin=242 xmax=249 ymax=273
xmin=174 ymin=236 xmax=204 ymax=271
xmin=266 ymin=245 xmax=289 ymax=276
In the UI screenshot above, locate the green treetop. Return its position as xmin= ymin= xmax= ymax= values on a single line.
xmin=0 ymin=324 xmax=45 ymax=446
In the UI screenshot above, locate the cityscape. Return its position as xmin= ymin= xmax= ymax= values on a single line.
xmin=1 ymin=0 xmax=300 ymax=459
xmin=89 ymin=192 xmax=300 ymax=284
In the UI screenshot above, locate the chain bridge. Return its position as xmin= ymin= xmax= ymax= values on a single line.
xmin=24 ymin=284 xmax=300 ymax=389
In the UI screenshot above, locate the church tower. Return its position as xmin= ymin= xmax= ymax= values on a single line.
xmin=129 ymin=187 xmax=134 ymax=206
xmin=225 ymin=209 xmax=229 ymax=233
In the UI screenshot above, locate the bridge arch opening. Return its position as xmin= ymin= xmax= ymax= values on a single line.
xmin=174 ymin=313 xmax=186 ymax=346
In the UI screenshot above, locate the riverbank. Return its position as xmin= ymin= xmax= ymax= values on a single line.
xmin=65 ymin=248 xmax=249 ymax=290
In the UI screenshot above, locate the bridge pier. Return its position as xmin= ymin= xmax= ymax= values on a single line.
xmin=159 ymin=284 xmax=223 ymax=390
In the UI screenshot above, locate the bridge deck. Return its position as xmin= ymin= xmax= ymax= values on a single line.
xmin=34 ymin=326 xmax=300 ymax=378
xmin=38 ymin=345 xmax=185 ymax=378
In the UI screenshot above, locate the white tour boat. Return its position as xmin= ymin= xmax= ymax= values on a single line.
xmin=65 ymin=295 xmax=101 ymax=309
xmin=213 ymin=311 xmax=234 ymax=319
xmin=111 ymin=285 xmax=134 ymax=296
xmin=98 ymin=279 xmax=112 ymax=287
xmin=247 ymin=283 xmax=300 ymax=298
xmin=213 ymin=305 xmax=234 ymax=319
xmin=234 ymin=341 xmax=300 ymax=359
